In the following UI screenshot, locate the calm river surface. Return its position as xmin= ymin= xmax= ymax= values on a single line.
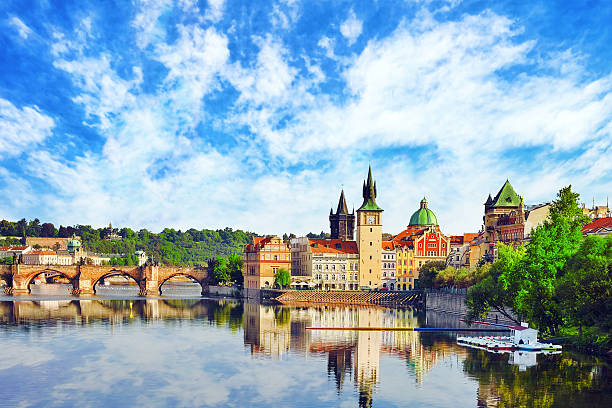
xmin=0 ymin=287 xmax=610 ymax=407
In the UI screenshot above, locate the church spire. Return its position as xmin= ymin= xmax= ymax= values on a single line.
xmin=336 ymin=189 xmax=349 ymax=215
xmin=358 ymin=165 xmax=383 ymax=211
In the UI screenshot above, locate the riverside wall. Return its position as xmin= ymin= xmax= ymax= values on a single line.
xmin=425 ymin=290 xmax=517 ymax=324
xmin=206 ymin=285 xmax=242 ymax=298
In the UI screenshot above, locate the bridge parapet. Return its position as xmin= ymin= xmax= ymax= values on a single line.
xmin=3 ymin=264 xmax=208 ymax=297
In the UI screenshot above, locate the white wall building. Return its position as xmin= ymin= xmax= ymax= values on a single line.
xmin=291 ymin=237 xmax=360 ymax=290
xmin=381 ymin=242 xmax=396 ymax=289
xmin=22 ymin=250 xmax=58 ymax=265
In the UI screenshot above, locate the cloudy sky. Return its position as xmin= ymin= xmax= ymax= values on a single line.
xmin=1 ymin=0 xmax=611 ymax=236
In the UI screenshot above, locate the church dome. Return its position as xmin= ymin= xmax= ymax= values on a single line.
xmin=408 ymin=198 xmax=438 ymax=226
xmin=67 ymin=235 xmax=81 ymax=252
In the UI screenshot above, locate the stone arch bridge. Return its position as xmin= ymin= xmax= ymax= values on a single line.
xmin=0 ymin=264 xmax=208 ymax=296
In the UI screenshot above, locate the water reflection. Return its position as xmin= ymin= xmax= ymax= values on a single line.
xmin=0 ymin=299 xmax=609 ymax=408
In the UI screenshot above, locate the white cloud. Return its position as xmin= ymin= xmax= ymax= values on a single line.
xmin=226 ymin=35 xmax=297 ymax=106
xmin=8 ymin=16 xmax=32 ymax=39
xmin=340 ymin=9 xmax=363 ymax=45
xmin=0 ymin=98 xmax=55 ymax=156
xmin=206 ymin=0 xmax=226 ymax=22
xmin=155 ymin=25 xmax=229 ymax=110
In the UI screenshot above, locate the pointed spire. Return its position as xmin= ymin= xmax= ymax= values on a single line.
xmin=358 ymin=165 xmax=383 ymax=211
xmin=336 ymin=189 xmax=349 ymax=215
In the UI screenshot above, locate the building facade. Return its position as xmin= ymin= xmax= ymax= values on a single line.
xmin=392 ymin=198 xmax=450 ymax=289
xmin=22 ymin=250 xmax=58 ymax=265
xmin=482 ymin=180 xmax=525 ymax=260
xmin=330 ymin=190 xmax=355 ymax=241
xmin=356 ymin=166 xmax=384 ymax=290
xmin=448 ymin=233 xmax=479 ymax=269
xmin=291 ymin=237 xmax=359 ymax=290
xmin=395 ymin=242 xmax=415 ymax=290
xmin=381 ymin=241 xmax=396 ymax=290
xmin=243 ymin=236 xmax=291 ymax=295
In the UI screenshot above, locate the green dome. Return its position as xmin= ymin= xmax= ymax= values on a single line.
xmin=67 ymin=235 xmax=81 ymax=252
xmin=408 ymin=198 xmax=438 ymax=226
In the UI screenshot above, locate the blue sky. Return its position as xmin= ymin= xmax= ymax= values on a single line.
xmin=1 ymin=0 xmax=611 ymax=236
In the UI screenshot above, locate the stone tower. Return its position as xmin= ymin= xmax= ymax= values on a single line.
xmin=356 ymin=166 xmax=383 ymax=289
xmin=330 ymin=190 xmax=355 ymax=241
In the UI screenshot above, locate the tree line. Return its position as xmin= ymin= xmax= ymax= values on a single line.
xmin=0 ymin=219 xmax=258 ymax=267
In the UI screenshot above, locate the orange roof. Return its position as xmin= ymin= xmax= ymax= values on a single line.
xmin=30 ymin=250 xmax=56 ymax=255
xmin=308 ymin=239 xmax=358 ymax=254
xmin=392 ymin=226 xmax=426 ymax=243
xmin=582 ymin=217 xmax=612 ymax=234
xmin=464 ymin=233 xmax=479 ymax=242
xmin=0 ymin=246 xmax=29 ymax=251
xmin=382 ymin=241 xmax=395 ymax=250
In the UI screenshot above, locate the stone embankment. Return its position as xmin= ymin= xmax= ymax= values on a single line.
xmin=425 ymin=289 xmax=517 ymax=324
xmin=276 ymin=290 xmax=423 ymax=307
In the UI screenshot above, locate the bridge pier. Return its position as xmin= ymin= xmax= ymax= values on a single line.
xmin=77 ymin=279 xmax=95 ymax=296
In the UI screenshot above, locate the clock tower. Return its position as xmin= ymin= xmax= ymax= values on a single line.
xmin=356 ymin=166 xmax=383 ymax=289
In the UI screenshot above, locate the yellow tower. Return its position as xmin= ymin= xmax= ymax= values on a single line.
xmin=356 ymin=166 xmax=383 ymax=289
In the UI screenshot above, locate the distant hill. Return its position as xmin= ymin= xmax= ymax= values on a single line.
xmin=0 ymin=219 xmax=259 ymax=266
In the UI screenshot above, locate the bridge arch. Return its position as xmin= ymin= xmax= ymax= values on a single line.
xmin=158 ymin=273 xmax=205 ymax=296
xmin=25 ymin=269 xmax=77 ymax=294
xmin=91 ymin=270 xmax=142 ymax=295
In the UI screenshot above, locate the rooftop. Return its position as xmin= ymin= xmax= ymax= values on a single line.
xmin=309 ymin=239 xmax=358 ymax=254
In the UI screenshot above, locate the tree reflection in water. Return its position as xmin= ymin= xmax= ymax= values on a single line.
xmin=464 ymin=348 xmax=611 ymax=407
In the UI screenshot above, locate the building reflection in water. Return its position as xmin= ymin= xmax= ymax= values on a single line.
xmin=3 ymin=299 xmax=597 ymax=407
xmin=242 ymin=302 xmax=462 ymax=407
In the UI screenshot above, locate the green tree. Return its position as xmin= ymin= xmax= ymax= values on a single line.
xmin=210 ymin=256 xmax=230 ymax=285
xmin=227 ymin=253 xmax=244 ymax=285
xmin=0 ymin=256 xmax=13 ymax=265
xmin=556 ymin=235 xmax=612 ymax=347
xmin=419 ymin=261 xmax=446 ymax=289
xmin=466 ymin=243 xmax=525 ymax=324
xmin=274 ymin=268 xmax=290 ymax=289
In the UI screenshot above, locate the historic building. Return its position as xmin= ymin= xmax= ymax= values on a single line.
xmin=392 ymin=198 xmax=450 ymax=289
xmin=381 ymin=241 xmax=396 ymax=290
xmin=291 ymin=237 xmax=359 ymax=290
xmin=243 ymin=235 xmax=291 ymax=297
xmin=329 ymin=190 xmax=355 ymax=241
xmin=394 ymin=242 xmax=415 ymax=290
xmin=483 ymin=180 xmax=525 ymax=245
xmin=448 ymin=233 xmax=479 ymax=269
xmin=356 ymin=166 xmax=384 ymax=289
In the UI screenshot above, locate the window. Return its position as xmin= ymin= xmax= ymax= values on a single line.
xmin=274 ymin=255 xmax=278 ymax=260
xmin=370 ymin=242 xmax=372 ymax=246
xmin=370 ymin=228 xmax=372 ymax=232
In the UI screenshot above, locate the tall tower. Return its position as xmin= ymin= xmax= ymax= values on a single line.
xmin=330 ymin=190 xmax=355 ymax=240
xmin=356 ymin=166 xmax=383 ymax=289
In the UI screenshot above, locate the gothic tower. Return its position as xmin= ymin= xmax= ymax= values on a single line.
xmin=330 ymin=190 xmax=355 ymax=241
xmin=356 ymin=166 xmax=383 ymax=289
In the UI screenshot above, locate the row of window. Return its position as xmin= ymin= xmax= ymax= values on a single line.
xmin=260 ymin=254 xmax=288 ymax=261
xmin=315 ymin=274 xmax=359 ymax=281
xmin=382 ymin=263 xmax=396 ymax=269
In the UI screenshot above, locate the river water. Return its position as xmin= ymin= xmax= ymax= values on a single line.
xmin=0 ymin=286 xmax=610 ymax=407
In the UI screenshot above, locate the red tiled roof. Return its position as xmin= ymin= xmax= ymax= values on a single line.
xmin=392 ymin=227 xmax=426 ymax=243
xmin=382 ymin=241 xmax=395 ymax=250
xmin=464 ymin=233 xmax=479 ymax=242
xmin=308 ymin=239 xmax=358 ymax=254
xmin=582 ymin=217 xmax=612 ymax=234
xmin=0 ymin=246 xmax=29 ymax=251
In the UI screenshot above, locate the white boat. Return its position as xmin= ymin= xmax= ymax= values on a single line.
xmin=457 ymin=321 xmax=562 ymax=354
